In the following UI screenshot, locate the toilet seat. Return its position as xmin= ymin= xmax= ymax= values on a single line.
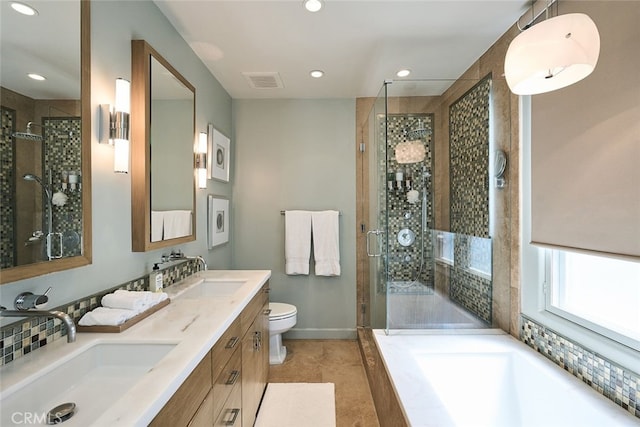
xmin=269 ymin=302 xmax=297 ymax=321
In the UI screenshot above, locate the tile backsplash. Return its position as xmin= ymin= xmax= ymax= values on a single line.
xmin=521 ymin=315 xmax=640 ymax=418
xmin=0 ymin=259 xmax=201 ymax=366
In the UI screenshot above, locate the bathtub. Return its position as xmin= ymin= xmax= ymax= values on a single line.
xmin=373 ymin=330 xmax=639 ymax=427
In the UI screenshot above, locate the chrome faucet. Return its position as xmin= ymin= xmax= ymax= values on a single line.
xmin=0 ymin=289 xmax=76 ymax=343
xmin=165 ymin=250 xmax=208 ymax=271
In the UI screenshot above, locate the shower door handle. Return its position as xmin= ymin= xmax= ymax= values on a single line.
xmin=366 ymin=230 xmax=383 ymax=257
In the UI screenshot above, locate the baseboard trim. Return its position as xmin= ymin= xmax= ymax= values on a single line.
xmin=284 ymin=328 xmax=357 ymax=340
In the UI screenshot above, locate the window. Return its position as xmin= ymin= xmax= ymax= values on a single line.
xmin=546 ymin=249 xmax=640 ymax=351
xmin=468 ymin=235 xmax=491 ymax=279
xmin=435 ymin=231 xmax=454 ymax=266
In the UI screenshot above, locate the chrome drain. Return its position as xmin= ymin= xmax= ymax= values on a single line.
xmin=47 ymin=402 xmax=76 ymax=424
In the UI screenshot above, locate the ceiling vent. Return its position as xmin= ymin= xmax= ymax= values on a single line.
xmin=242 ymin=72 xmax=284 ymax=89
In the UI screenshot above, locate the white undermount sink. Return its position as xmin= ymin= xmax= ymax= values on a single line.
xmin=0 ymin=341 xmax=176 ymax=426
xmin=178 ymin=279 xmax=246 ymax=299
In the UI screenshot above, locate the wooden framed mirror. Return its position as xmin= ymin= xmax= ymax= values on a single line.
xmin=131 ymin=40 xmax=196 ymax=252
xmin=0 ymin=0 xmax=91 ymax=284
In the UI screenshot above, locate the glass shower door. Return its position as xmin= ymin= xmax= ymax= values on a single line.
xmin=365 ymin=84 xmax=389 ymax=330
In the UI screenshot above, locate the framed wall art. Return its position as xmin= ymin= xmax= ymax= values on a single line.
xmin=208 ymin=124 xmax=230 ymax=182
xmin=207 ymin=195 xmax=229 ymax=249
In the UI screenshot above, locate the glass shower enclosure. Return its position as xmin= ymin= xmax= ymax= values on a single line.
xmin=363 ymin=79 xmax=495 ymax=332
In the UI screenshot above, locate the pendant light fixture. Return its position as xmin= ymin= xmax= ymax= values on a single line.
xmin=505 ymin=10 xmax=600 ymax=95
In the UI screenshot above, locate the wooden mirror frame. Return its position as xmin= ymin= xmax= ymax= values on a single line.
xmin=131 ymin=40 xmax=196 ymax=252
xmin=1 ymin=0 xmax=92 ymax=284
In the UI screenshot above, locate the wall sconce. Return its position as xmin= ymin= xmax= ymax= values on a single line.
xmin=505 ymin=13 xmax=600 ymax=95
xmin=100 ymin=78 xmax=131 ymax=173
xmin=196 ymin=131 xmax=208 ymax=189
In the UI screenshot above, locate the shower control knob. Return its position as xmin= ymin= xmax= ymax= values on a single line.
xmin=397 ymin=228 xmax=416 ymax=247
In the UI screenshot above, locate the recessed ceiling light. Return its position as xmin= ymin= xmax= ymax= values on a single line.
xmin=310 ymin=70 xmax=324 ymax=78
xmin=303 ymin=0 xmax=323 ymax=13
xmin=396 ymin=69 xmax=411 ymax=78
xmin=11 ymin=2 xmax=38 ymax=16
xmin=27 ymin=73 xmax=46 ymax=81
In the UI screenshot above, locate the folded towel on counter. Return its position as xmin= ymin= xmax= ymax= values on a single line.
xmin=102 ymin=290 xmax=152 ymax=311
xmin=78 ymin=307 xmax=136 ymax=326
xmin=285 ymin=210 xmax=312 ymax=275
xmin=311 ymin=210 xmax=341 ymax=276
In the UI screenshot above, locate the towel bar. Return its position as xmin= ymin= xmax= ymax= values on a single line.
xmin=280 ymin=210 xmax=341 ymax=215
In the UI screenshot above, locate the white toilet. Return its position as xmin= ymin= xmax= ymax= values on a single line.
xmin=268 ymin=302 xmax=297 ymax=365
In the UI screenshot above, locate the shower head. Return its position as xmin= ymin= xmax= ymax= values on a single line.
xmin=13 ymin=122 xmax=43 ymax=141
xmin=23 ymin=173 xmax=52 ymax=201
xmin=12 ymin=121 xmax=71 ymax=141
xmin=12 ymin=131 xmax=43 ymax=141
xmin=406 ymin=119 xmax=432 ymax=140
xmin=23 ymin=173 xmax=41 ymax=183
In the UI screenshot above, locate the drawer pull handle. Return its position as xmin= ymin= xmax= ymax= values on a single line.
xmin=224 ymin=408 xmax=240 ymax=426
xmin=225 ymin=370 xmax=240 ymax=385
xmin=263 ymin=309 xmax=272 ymax=315
xmin=264 ymin=288 xmax=271 ymax=293
xmin=225 ymin=336 xmax=239 ymax=349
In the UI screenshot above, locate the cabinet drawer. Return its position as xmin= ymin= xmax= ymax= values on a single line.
xmin=213 ymin=381 xmax=242 ymax=427
xmin=213 ymin=346 xmax=241 ymax=420
xmin=240 ymin=282 xmax=269 ymax=335
xmin=150 ymin=353 xmax=213 ymax=427
xmin=188 ymin=389 xmax=214 ymax=427
xmin=211 ymin=316 xmax=241 ymax=382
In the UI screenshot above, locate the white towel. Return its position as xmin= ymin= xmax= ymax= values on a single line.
xmin=285 ymin=210 xmax=312 ymax=275
xmin=111 ymin=290 xmax=168 ymax=312
xmin=163 ymin=210 xmax=192 ymax=239
xmin=151 ymin=211 xmax=164 ymax=242
xmin=78 ymin=307 xmax=136 ymax=326
xmin=311 ymin=210 xmax=341 ymax=276
xmin=102 ymin=290 xmax=153 ymax=311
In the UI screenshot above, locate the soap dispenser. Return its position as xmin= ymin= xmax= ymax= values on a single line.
xmin=149 ymin=263 xmax=163 ymax=292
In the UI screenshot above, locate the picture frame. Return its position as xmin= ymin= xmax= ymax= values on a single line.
xmin=208 ymin=124 xmax=231 ymax=182
xmin=207 ymin=195 xmax=229 ymax=249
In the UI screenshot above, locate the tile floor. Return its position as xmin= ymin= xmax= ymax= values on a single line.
xmin=268 ymin=339 xmax=380 ymax=427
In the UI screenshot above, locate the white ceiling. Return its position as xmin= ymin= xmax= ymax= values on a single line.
xmin=154 ymin=0 xmax=530 ymax=99
xmin=0 ymin=0 xmax=80 ymax=100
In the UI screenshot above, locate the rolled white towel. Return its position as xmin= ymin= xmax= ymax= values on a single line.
xmin=140 ymin=292 xmax=169 ymax=311
xmin=102 ymin=291 xmax=152 ymax=311
xmin=78 ymin=307 xmax=136 ymax=326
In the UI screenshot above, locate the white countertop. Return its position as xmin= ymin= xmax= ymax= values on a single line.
xmin=0 ymin=270 xmax=271 ymax=427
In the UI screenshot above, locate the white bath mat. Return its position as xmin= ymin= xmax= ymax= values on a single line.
xmin=255 ymin=382 xmax=336 ymax=427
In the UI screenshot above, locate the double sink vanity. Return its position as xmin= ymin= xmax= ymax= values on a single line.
xmin=0 ymin=270 xmax=271 ymax=427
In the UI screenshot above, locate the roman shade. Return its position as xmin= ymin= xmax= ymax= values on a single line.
xmin=530 ymin=1 xmax=640 ymax=259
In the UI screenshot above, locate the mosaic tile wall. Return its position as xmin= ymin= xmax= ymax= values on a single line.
xmin=377 ymin=114 xmax=435 ymax=294
xmin=450 ymin=234 xmax=492 ymax=324
xmin=521 ymin=316 xmax=640 ymax=419
xmin=0 ymin=259 xmax=202 ymax=366
xmin=449 ymin=76 xmax=490 ymax=238
xmin=0 ymin=108 xmax=16 ymax=268
xmin=43 ymin=117 xmax=83 ymax=258
xmin=448 ymin=76 xmax=492 ymax=323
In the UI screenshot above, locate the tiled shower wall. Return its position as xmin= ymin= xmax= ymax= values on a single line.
xmin=0 ymin=108 xmax=15 ymax=268
xmin=44 ymin=117 xmax=83 ymax=258
xmin=0 ymin=106 xmax=82 ymax=266
xmin=449 ymin=76 xmax=492 ymax=322
xmin=521 ymin=316 xmax=640 ymax=418
xmin=378 ymin=114 xmax=435 ymax=293
xmin=0 ymin=260 xmax=202 ymax=366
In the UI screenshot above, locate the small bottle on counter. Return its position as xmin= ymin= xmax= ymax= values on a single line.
xmin=149 ymin=263 xmax=163 ymax=292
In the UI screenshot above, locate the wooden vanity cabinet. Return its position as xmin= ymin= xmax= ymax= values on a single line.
xmin=241 ymin=284 xmax=270 ymax=427
xmin=150 ymin=281 xmax=269 ymax=427
xmin=149 ymin=352 xmax=213 ymax=427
